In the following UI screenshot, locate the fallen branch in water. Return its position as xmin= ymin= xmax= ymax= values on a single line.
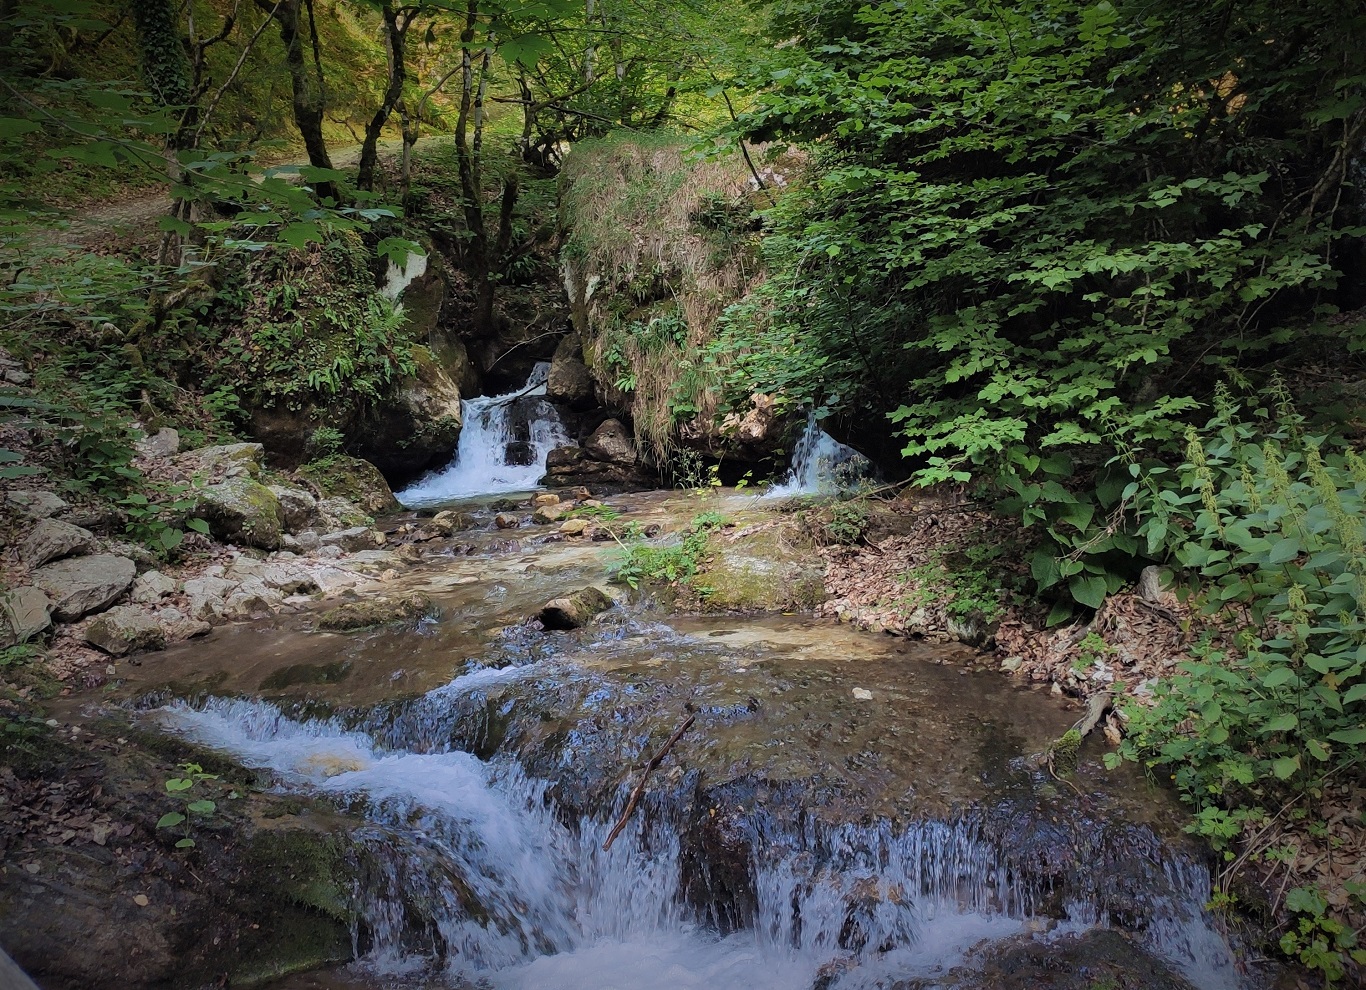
xmin=602 ymin=713 xmax=696 ymax=852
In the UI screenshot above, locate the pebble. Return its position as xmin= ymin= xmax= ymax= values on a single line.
xmin=852 ymin=688 xmax=874 ymax=700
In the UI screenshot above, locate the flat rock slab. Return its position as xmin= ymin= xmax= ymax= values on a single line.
xmin=32 ymin=555 xmax=136 ymax=622
xmin=22 ymin=518 xmax=95 ymax=568
xmin=84 ymin=606 xmax=166 ymax=656
xmin=1 ymin=587 xmax=52 ymax=647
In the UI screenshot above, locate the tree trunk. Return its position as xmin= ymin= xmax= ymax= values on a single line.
xmin=356 ymin=1 xmax=409 ymax=192
xmin=255 ymin=0 xmax=338 ymax=203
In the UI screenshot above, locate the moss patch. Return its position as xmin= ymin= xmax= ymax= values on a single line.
xmin=695 ymin=524 xmax=826 ymax=613
xmin=298 ymin=455 xmax=400 ymax=516
xmin=316 ymin=592 xmax=435 ymax=631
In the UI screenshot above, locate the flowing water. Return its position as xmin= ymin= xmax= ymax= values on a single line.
xmin=398 ymin=364 xmax=571 ymax=506
xmin=118 ymin=487 xmax=1262 ymax=990
xmin=768 ymin=414 xmax=872 ymax=497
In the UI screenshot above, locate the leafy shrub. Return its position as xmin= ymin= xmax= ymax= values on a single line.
xmin=608 ymin=513 xmax=728 ymax=589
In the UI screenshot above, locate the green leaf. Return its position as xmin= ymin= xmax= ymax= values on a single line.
xmin=1343 ymin=683 xmax=1366 ymax=705
xmin=1262 ymin=668 xmax=1298 ymax=689
xmin=0 ymin=117 xmax=41 ymax=139
xmin=1031 ymin=550 xmax=1061 ymax=589
xmin=1327 ymin=727 xmax=1366 ymax=745
xmin=175 ymin=837 xmax=196 ymax=849
xmin=165 ymin=778 xmax=194 ymax=792
xmin=1068 ymin=574 xmax=1107 ymax=609
xmin=1272 ymin=755 xmax=1300 ymax=779
xmin=185 ymin=518 xmax=211 ymax=535
xmin=1262 ymin=713 xmax=1299 ymax=733
xmin=186 ymin=800 xmax=215 ymax=814
xmin=1268 ymin=536 xmax=1301 ymax=564
xmin=156 ymin=812 xmax=186 ymax=828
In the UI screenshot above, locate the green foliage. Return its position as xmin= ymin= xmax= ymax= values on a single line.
xmin=1279 ymin=886 xmax=1366 ymax=983
xmin=902 ymin=539 xmax=1011 ymax=623
xmin=156 ymin=762 xmax=220 ymax=849
xmin=799 ymin=499 xmax=869 ymax=546
xmin=607 ymin=512 xmax=728 ymax=589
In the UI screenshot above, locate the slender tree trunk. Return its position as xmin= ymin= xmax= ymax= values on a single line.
xmin=255 ymin=0 xmax=338 ymax=203
xmin=356 ymin=1 xmax=409 ymax=192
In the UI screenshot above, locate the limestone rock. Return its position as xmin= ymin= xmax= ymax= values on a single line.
xmin=183 ymin=575 xmax=237 ymax=621
xmin=547 ymin=353 xmax=596 ymax=409
xmin=32 ymin=555 xmax=136 ymax=621
xmin=431 ymin=510 xmax=476 ymax=536
xmin=134 ymin=428 xmax=180 ymax=459
xmin=298 ymin=456 xmax=399 ymax=516
xmin=224 ymin=578 xmax=283 ymax=617
xmin=495 ymin=513 xmax=521 ymax=529
xmin=320 ymin=527 xmax=385 ymax=552
xmin=6 ymin=490 xmax=68 ymax=520
xmin=559 ymin=519 xmax=590 ymax=536
xmin=0 ymin=587 xmax=51 ymax=647
xmin=538 ymin=586 xmax=613 ymax=630
xmin=315 ymin=498 xmax=370 ymax=530
xmin=178 ymin=442 xmax=265 ymax=480
xmin=84 ymin=606 xmax=165 ymax=656
xmin=268 ymin=485 xmax=319 ymax=532
xmin=532 ymin=493 xmax=561 ymax=507
xmin=132 ymin=570 xmax=178 ymax=604
xmin=532 ymin=503 xmax=567 ymax=525
xmin=196 ymin=476 xmax=285 ymax=549
xmin=350 ymin=346 xmax=465 ymax=481
xmin=155 ymin=607 xmax=212 ymax=642
xmin=584 ymin=419 xmax=637 ymax=465
xmin=22 ymin=518 xmax=95 ymax=567
xmin=317 ymin=592 xmax=434 ymax=631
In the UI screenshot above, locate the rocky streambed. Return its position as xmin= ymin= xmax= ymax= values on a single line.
xmin=3 ymin=490 xmax=1282 ymax=990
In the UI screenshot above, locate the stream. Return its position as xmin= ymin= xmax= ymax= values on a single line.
xmin=106 ymin=397 xmax=1261 ymax=989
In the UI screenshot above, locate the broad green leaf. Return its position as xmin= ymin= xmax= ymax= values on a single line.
xmin=156 ymin=812 xmax=186 ymax=828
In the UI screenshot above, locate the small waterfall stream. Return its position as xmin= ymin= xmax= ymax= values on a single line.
xmin=161 ymin=663 xmax=1245 ymax=990
xmin=769 ymin=413 xmax=871 ymax=497
xmin=399 ymin=363 xmax=571 ymax=506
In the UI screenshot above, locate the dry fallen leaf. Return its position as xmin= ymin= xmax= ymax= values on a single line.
xmin=132 ymin=894 xmax=149 ymax=907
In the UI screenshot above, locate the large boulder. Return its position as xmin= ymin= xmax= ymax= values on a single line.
xmin=183 ymin=575 xmax=238 ymax=621
xmin=546 ymin=334 xmax=596 ymax=409
xmin=31 ymin=555 xmax=136 ymax=621
xmin=196 ymin=476 xmax=286 ymax=550
xmin=5 ymin=490 xmax=68 ymax=520
xmin=0 ymin=587 xmax=52 ymax=647
xmin=134 ymin=427 xmax=180 ymax=459
xmin=350 ymin=347 xmax=464 ymax=483
xmin=84 ymin=606 xmax=165 ymax=656
xmin=297 ymin=456 xmax=399 ymax=517
xmin=268 ymin=484 xmax=318 ymax=532
xmin=542 ymin=445 xmax=654 ymax=488
xmin=177 ymin=442 xmax=265 ymax=480
xmin=537 ymin=586 xmax=613 ymax=630
xmin=22 ymin=518 xmax=95 ymax=568
xmin=319 ymin=527 xmax=385 ymax=552
xmin=316 ymin=592 xmax=434 ymax=631
xmin=131 ymin=570 xmax=178 ymax=604
xmin=584 ymin=418 xmax=637 ymax=465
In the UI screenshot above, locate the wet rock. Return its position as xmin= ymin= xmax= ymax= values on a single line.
xmin=431 ymin=510 xmax=476 ymax=535
xmin=559 ymin=519 xmax=590 ymax=536
xmin=31 ymin=555 xmax=136 ymax=621
xmin=546 ymin=335 xmax=596 ymax=409
xmin=532 ymin=503 xmax=567 ymax=524
xmin=933 ymin=929 xmax=1197 ymax=990
xmin=83 ymin=606 xmax=165 ymax=656
xmin=532 ymin=493 xmax=561 ymax=507
xmin=196 ymin=476 xmax=286 ymax=550
xmin=320 ymin=527 xmax=385 ymax=552
xmin=297 ymin=456 xmax=399 ymax=516
xmin=695 ymin=524 xmax=825 ymax=613
xmin=315 ymin=497 xmax=370 ymax=530
xmin=495 ymin=513 xmax=521 ymax=530
xmin=134 ymin=427 xmax=179 ymax=459
xmin=316 ymin=592 xmax=434 ymax=631
xmin=350 ymin=346 xmax=465 ymax=482
xmin=946 ymin=612 xmax=997 ymax=649
xmin=5 ymin=489 xmax=69 ymax=519
xmin=131 ymin=570 xmax=178 ymax=604
xmin=719 ymin=393 xmax=781 ymax=447
xmin=538 ymin=586 xmax=613 ymax=630
xmin=22 ymin=518 xmax=95 ymax=567
xmin=584 ymin=418 xmax=637 ymax=465
xmin=268 ymin=484 xmax=318 ymax=532
xmin=0 ymin=587 xmax=51 ymax=647
xmin=543 ymin=445 xmax=654 ymax=487
xmin=183 ymin=575 xmax=238 ymax=621
xmin=344 ymin=550 xmax=402 ymax=574
xmin=224 ymin=579 xmax=283 ymax=617
xmin=178 ymin=442 xmax=265 ymax=480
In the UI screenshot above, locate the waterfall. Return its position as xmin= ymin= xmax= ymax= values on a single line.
xmin=768 ymin=412 xmax=871 ymax=497
xmin=398 ymin=362 xmax=571 ymax=506
xmin=160 ymin=681 xmax=1244 ymax=990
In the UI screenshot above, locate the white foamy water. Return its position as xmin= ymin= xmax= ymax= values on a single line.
xmin=398 ymin=363 xmax=571 ymax=506
xmin=768 ymin=412 xmax=870 ymax=497
xmin=157 ymin=684 xmax=1245 ymax=990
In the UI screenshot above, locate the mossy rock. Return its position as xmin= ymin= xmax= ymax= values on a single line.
xmin=695 ymin=524 xmax=826 ymax=613
xmin=316 ymin=592 xmax=435 ymax=631
xmin=298 ymin=456 xmax=400 ymax=516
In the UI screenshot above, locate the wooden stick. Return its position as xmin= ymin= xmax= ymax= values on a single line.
xmin=602 ymin=713 xmax=695 ymax=852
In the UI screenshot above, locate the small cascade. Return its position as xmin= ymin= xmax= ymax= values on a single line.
xmin=768 ymin=412 xmax=871 ymax=497
xmin=160 ymin=677 xmax=1244 ymax=990
xmin=398 ymin=362 xmax=571 ymax=506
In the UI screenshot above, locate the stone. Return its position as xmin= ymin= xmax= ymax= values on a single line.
xmin=1137 ymin=565 xmax=1168 ymax=603
xmin=292 ymin=531 xmax=322 ymax=551
xmin=297 ymin=456 xmax=399 ymax=516
xmin=430 ymin=510 xmax=477 ymax=536
xmin=22 ymin=518 xmax=95 ymax=567
xmin=224 ymin=578 xmax=283 ymax=617
xmin=268 ymin=485 xmax=319 ymax=532
xmin=131 ymin=570 xmax=178 ymax=604
xmin=183 ymin=575 xmax=237 ymax=621
xmin=31 ymin=555 xmax=136 ymax=621
xmin=310 ymin=566 xmax=361 ymax=594
xmin=538 ymin=586 xmax=613 ymax=630
xmin=315 ymin=498 xmax=370 ymax=530
xmin=532 ymin=504 xmax=566 ymax=525
xmin=178 ymin=442 xmax=265 ymax=480
xmin=320 ymin=527 xmax=385 ymax=552
xmin=317 ymin=592 xmax=434 ymax=631
xmin=546 ymin=356 xmax=596 ymax=408
xmin=532 ymin=493 xmax=561 ymax=507
xmin=134 ymin=427 xmax=179 ymax=459
xmin=1000 ymin=656 xmax=1024 ymax=673
xmin=852 ymin=688 xmax=874 ymax=701
xmin=0 ymin=587 xmax=52 ymax=648
xmin=584 ymin=418 xmax=637 ymax=464
xmin=495 ymin=513 xmax=521 ymax=530
xmin=6 ymin=490 xmax=69 ymax=519
xmin=947 ymin=613 xmax=997 ymax=649
xmin=156 ymin=607 xmax=212 ymax=642
xmin=196 ymin=476 xmax=285 ymax=549
xmin=349 ymin=346 xmax=466 ymax=481
xmin=559 ymin=519 xmax=590 ymax=536
xmin=83 ymin=606 xmax=165 ymax=656
xmin=571 ymin=487 xmax=592 ymax=501
xmin=316 ymin=545 xmax=344 ymax=561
